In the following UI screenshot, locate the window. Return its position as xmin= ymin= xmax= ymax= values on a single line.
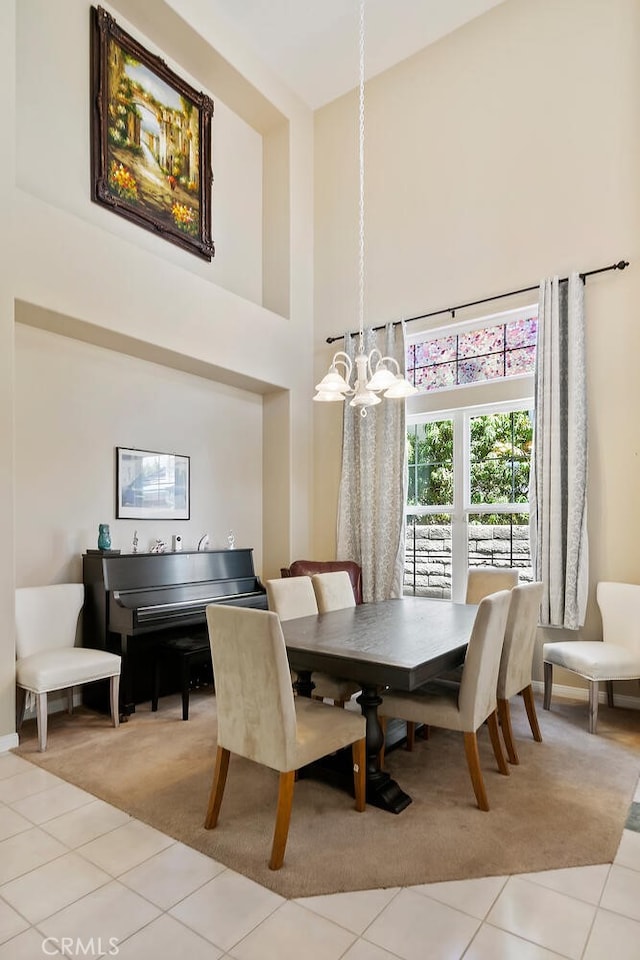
xmin=406 ymin=312 xmax=537 ymax=394
xmin=404 ymin=305 xmax=536 ymax=601
xmin=405 ymin=406 xmax=534 ymax=600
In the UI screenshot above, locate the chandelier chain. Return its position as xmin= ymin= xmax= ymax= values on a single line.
xmin=358 ymin=0 xmax=366 ymax=354
xmin=312 ymin=0 xmax=417 ymax=409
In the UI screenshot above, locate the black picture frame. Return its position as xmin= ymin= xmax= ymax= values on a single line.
xmin=90 ymin=6 xmax=214 ymax=260
xmin=116 ymin=447 xmax=190 ymax=520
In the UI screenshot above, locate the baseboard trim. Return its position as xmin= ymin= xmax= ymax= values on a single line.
xmin=0 ymin=732 xmax=19 ymax=753
xmin=532 ymin=680 xmax=640 ymax=711
xmin=3 ymin=691 xmax=84 ymax=753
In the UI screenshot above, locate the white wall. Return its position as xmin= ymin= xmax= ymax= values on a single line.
xmin=0 ymin=0 xmax=315 ymax=744
xmin=313 ymin=0 xmax=640 ymax=686
xmin=14 ymin=325 xmax=263 ymax=585
xmin=16 ymin=0 xmax=264 ymax=305
xmin=0 ymin=1 xmax=17 ymax=749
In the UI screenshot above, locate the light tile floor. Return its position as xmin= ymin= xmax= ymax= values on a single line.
xmin=1 ymin=750 xmax=640 ymax=960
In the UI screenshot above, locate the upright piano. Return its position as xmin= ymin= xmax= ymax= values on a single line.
xmin=82 ymin=548 xmax=267 ymax=715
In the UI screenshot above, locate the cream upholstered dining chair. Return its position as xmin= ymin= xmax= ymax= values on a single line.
xmin=15 ymin=584 xmax=121 ymax=752
xmin=466 ymin=566 xmax=519 ymax=604
xmin=496 ymin=581 xmax=544 ymax=764
xmin=543 ymin=581 xmax=640 ymax=734
xmin=379 ymin=590 xmax=512 ymax=811
xmin=282 ymin=559 xmax=363 ymax=604
xmin=404 ymin=565 xmax=519 ymax=750
xmin=310 ymin=571 xmax=361 ymax=705
xmin=266 ymin=576 xmax=360 ymax=708
xmin=312 ymin=570 xmax=357 ymax=613
xmin=204 ymin=604 xmax=366 ymax=870
xmin=266 ymin=575 xmax=318 ymax=623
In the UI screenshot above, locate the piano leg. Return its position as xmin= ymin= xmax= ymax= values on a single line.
xmin=119 ymin=633 xmax=135 ymax=720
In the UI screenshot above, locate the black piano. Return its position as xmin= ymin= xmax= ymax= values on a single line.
xmin=82 ymin=548 xmax=267 ymax=716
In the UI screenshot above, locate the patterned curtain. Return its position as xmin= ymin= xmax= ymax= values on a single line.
xmin=529 ymin=273 xmax=588 ymax=628
xmin=336 ymin=323 xmax=407 ymax=602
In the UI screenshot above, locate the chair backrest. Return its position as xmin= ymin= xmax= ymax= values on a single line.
xmin=498 ymin=581 xmax=544 ymax=699
xmin=312 ymin=571 xmax=356 ymax=613
xmin=206 ymin=604 xmax=297 ymax=771
xmin=15 ymin=584 xmax=85 ymax=660
xmin=597 ymin=582 xmax=640 ymax=654
xmin=465 ymin=567 xmax=519 ymax=604
xmin=285 ymin=560 xmax=363 ymax=604
xmin=266 ymin=576 xmax=318 ymax=621
xmin=458 ymin=589 xmax=512 ymax=729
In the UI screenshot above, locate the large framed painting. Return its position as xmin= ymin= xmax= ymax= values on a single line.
xmin=90 ymin=6 xmax=214 ymax=260
xmin=116 ymin=447 xmax=190 ymax=520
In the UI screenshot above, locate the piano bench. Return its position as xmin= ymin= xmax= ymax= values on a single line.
xmin=152 ymin=636 xmax=213 ymax=721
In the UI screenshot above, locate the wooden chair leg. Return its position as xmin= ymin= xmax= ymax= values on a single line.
xmin=67 ymin=688 xmax=74 ymax=715
xmin=269 ymin=770 xmax=295 ymax=870
xmin=110 ymin=675 xmax=120 ymax=728
xmin=522 ymin=684 xmax=542 ymax=742
xmin=497 ymin=697 xmax=519 ymax=765
xmin=15 ymin=687 xmax=26 ymax=731
xmin=588 ymin=680 xmax=599 ymax=734
xmin=486 ymin=711 xmax=509 ymax=775
xmin=463 ymin=731 xmax=489 ymax=811
xmin=36 ymin=692 xmax=48 ymax=753
xmin=406 ymin=720 xmax=415 ymax=751
xmin=606 ymin=679 xmax=614 ymax=708
xmin=352 ymin=738 xmax=366 ymax=812
xmin=204 ymin=746 xmax=230 ymax=829
xmin=543 ymin=661 xmax=552 ymax=710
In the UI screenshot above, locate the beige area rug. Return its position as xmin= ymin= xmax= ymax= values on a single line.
xmin=14 ymin=691 xmax=640 ymax=900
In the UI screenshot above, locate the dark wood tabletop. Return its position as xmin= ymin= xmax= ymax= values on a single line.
xmin=281 ymin=596 xmax=478 ymax=690
xmin=281 ymin=596 xmax=479 ymax=813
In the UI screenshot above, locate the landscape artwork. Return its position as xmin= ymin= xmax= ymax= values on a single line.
xmin=116 ymin=447 xmax=190 ymax=521
xmin=91 ymin=6 xmax=214 ymax=260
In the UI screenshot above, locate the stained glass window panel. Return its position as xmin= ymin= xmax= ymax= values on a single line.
xmin=414 ymin=336 xmax=457 ymax=366
xmin=458 ymin=324 xmax=504 ymax=359
xmin=415 ymin=363 xmax=457 ymax=390
xmin=406 ymin=343 xmax=415 ymax=379
xmin=506 ymin=316 xmax=537 ymax=348
xmin=407 ymin=310 xmax=538 ymax=394
xmin=459 ymin=354 xmax=503 ymax=384
xmin=506 ymin=345 xmax=536 ymax=377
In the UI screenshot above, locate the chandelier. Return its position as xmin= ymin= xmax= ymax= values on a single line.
xmin=314 ymin=0 xmax=417 ymax=416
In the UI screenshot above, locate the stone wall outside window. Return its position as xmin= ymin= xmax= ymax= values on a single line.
xmin=404 ymin=522 xmax=532 ymax=598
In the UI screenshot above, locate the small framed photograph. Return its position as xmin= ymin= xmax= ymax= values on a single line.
xmin=116 ymin=448 xmax=190 ymax=520
xmin=90 ymin=6 xmax=214 ymax=260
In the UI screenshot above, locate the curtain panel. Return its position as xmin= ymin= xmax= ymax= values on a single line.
xmin=336 ymin=323 xmax=407 ymax=602
xmin=529 ymin=274 xmax=588 ymax=628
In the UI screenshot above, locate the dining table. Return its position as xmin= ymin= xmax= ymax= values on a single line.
xmin=281 ymin=596 xmax=479 ymax=814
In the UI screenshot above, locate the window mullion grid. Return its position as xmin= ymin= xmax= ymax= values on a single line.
xmin=450 ymin=410 xmax=467 ymax=602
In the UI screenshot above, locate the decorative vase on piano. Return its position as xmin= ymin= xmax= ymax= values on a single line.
xmin=98 ymin=524 xmax=111 ymax=551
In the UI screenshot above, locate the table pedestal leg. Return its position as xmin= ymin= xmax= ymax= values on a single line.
xmin=293 ymin=669 xmax=315 ymax=698
xmin=357 ymin=685 xmax=412 ymax=814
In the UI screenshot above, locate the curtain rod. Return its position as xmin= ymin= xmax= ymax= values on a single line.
xmin=325 ymin=259 xmax=630 ymax=345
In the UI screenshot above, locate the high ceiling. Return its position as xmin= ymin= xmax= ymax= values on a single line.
xmin=210 ymin=0 xmax=506 ymax=109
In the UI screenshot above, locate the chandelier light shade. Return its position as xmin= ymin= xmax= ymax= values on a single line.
xmin=314 ymin=0 xmax=417 ymax=415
